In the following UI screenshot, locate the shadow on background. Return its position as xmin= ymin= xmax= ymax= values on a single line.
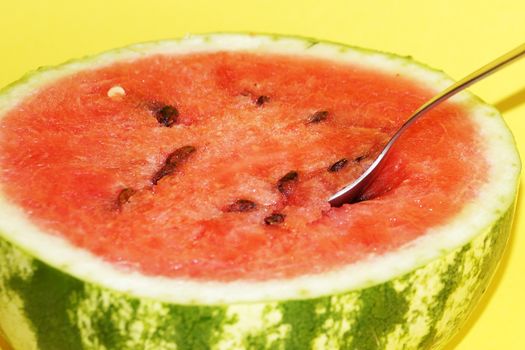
xmin=495 ymin=86 xmax=525 ymax=113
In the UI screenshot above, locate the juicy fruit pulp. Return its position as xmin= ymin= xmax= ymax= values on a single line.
xmin=0 ymin=35 xmax=519 ymax=350
xmin=0 ymin=51 xmax=486 ymax=281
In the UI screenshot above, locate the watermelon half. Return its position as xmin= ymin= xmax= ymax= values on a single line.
xmin=0 ymin=33 xmax=520 ymax=350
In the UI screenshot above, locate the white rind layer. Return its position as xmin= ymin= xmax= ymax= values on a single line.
xmin=0 ymin=33 xmax=520 ymax=304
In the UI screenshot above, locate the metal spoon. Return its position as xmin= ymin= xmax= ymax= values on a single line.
xmin=328 ymin=42 xmax=525 ymax=207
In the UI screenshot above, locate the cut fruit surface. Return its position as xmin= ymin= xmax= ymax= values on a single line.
xmin=0 ymin=34 xmax=519 ymax=350
xmin=0 ymin=50 xmax=487 ymax=281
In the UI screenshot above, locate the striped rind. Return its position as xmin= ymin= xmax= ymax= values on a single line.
xmin=0 ymin=33 xmax=521 ymax=349
xmin=0 ymin=205 xmax=515 ymax=349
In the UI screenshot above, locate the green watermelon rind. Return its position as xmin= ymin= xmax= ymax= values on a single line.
xmin=0 ymin=33 xmax=520 ymax=350
xmin=0 ymin=205 xmax=515 ymax=349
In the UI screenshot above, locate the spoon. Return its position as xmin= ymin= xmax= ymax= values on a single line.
xmin=328 ymin=42 xmax=525 ymax=207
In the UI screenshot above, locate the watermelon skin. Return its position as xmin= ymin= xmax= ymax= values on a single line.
xmin=0 ymin=33 xmax=520 ymax=350
xmin=0 ymin=205 xmax=514 ymax=350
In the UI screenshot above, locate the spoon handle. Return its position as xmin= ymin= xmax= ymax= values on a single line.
xmin=328 ymin=42 xmax=525 ymax=207
xmin=407 ymin=42 xmax=525 ymax=130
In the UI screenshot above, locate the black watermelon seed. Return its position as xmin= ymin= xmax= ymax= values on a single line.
xmin=264 ymin=213 xmax=286 ymax=225
xmin=226 ymin=199 xmax=258 ymax=213
xmin=255 ymin=95 xmax=270 ymax=106
xmin=117 ymin=188 xmax=136 ymax=207
xmin=307 ymin=110 xmax=329 ymax=124
xmin=277 ymin=171 xmax=299 ymax=195
xmin=166 ymin=145 xmax=196 ymax=165
xmin=151 ymin=163 xmax=177 ymax=185
xmin=155 ymin=105 xmax=179 ymax=127
xmin=354 ymin=155 xmax=367 ymax=162
xmin=328 ymin=158 xmax=348 ymax=172
xmin=152 ymin=145 xmax=196 ymax=184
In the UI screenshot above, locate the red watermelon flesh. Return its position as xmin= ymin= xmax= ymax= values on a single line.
xmin=0 ymin=52 xmax=486 ymax=281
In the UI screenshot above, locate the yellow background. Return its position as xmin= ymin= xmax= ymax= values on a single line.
xmin=0 ymin=0 xmax=523 ymax=349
